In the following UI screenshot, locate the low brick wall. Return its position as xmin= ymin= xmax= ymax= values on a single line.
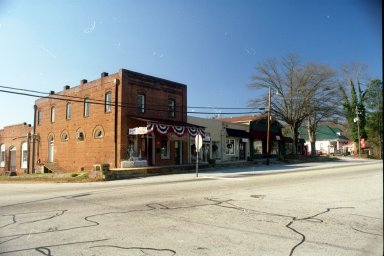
xmin=102 ymin=164 xmax=210 ymax=180
xmin=98 ymin=160 xmax=262 ymax=181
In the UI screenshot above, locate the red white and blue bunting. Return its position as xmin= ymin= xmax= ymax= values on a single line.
xmin=156 ymin=124 xmax=169 ymax=135
xmin=187 ymin=127 xmax=199 ymax=137
xmin=173 ymin=126 xmax=185 ymax=137
xmin=145 ymin=123 xmax=203 ymax=137
xmin=147 ymin=124 xmax=154 ymax=133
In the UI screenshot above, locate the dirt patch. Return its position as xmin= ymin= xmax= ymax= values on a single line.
xmin=0 ymin=172 xmax=103 ymax=184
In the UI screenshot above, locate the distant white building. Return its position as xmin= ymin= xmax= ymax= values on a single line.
xmin=299 ymin=125 xmax=349 ymax=155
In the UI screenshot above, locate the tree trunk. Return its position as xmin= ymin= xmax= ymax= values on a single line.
xmin=291 ymin=126 xmax=299 ymax=156
xmin=307 ymin=121 xmax=317 ymax=157
xmin=310 ymin=141 xmax=316 ymax=156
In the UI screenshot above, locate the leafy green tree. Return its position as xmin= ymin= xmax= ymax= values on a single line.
xmin=365 ymin=79 xmax=383 ymax=158
xmin=340 ymin=80 xmax=367 ymax=150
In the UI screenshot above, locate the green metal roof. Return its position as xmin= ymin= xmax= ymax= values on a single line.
xmin=298 ymin=125 xmax=349 ymax=141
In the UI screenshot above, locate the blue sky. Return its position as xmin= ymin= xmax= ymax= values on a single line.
xmin=0 ymin=0 xmax=382 ymax=128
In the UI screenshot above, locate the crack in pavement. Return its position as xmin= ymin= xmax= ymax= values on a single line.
xmin=0 ymin=239 xmax=110 ymax=255
xmin=351 ymin=226 xmax=383 ymax=236
xmin=285 ymin=207 xmax=355 ymax=256
xmin=89 ymin=245 xmax=176 ymax=255
xmin=0 ymin=196 xmax=358 ymax=255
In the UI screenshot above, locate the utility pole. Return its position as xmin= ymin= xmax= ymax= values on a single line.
xmin=266 ymin=86 xmax=271 ymax=165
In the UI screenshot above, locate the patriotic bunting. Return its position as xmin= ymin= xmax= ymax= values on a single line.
xmin=173 ymin=126 xmax=185 ymax=137
xmin=188 ymin=127 xmax=198 ymax=137
xmin=156 ymin=124 xmax=169 ymax=135
xmin=147 ymin=124 xmax=154 ymax=133
xmin=143 ymin=123 xmax=203 ymax=137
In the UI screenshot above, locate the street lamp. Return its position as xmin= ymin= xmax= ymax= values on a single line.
xmin=353 ymin=106 xmax=361 ymax=157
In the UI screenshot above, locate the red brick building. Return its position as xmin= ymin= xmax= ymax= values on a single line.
xmin=0 ymin=123 xmax=33 ymax=175
xmin=33 ymin=69 xmax=202 ymax=173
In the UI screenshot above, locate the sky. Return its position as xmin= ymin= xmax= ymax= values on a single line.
xmin=0 ymin=0 xmax=382 ymax=129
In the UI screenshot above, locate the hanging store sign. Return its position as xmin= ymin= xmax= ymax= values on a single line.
xmin=129 ymin=127 xmax=148 ymax=135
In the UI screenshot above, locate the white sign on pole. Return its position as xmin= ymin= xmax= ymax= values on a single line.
xmin=195 ymin=134 xmax=203 ymax=178
xmin=195 ymin=134 xmax=203 ymax=152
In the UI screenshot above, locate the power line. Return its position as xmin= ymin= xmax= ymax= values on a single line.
xmin=0 ymin=85 xmax=260 ymax=111
xmin=0 ymin=88 xmax=263 ymax=116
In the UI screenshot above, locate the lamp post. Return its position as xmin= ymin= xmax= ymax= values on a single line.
xmin=354 ymin=106 xmax=361 ymax=157
xmin=266 ymin=86 xmax=271 ymax=165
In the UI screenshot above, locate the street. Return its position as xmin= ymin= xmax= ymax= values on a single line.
xmin=0 ymin=159 xmax=382 ymax=255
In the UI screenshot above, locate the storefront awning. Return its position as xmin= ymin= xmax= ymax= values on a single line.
xmin=130 ymin=116 xmax=204 ymax=137
xmin=226 ymin=128 xmax=249 ymax=138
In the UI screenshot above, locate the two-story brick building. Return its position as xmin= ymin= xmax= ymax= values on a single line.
xmin=33 ymin=69 xmax=203 ymax=173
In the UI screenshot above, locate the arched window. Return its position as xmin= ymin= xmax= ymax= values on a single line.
xmin=61 ymin=130 xmax=69 ymax=142
xmin=21 ymin=141 xmax=28 ymax=169
xmin=76 ymin=128 xmax=85 ymax=141
xmin=0 ymin=144 xmax=5 ymax=167
xmin=84 ymin=98 xmax=90 ymax=117
xmin=93 ymin=125 xmax=105 ymax=139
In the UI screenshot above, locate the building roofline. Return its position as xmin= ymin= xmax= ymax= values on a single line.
xmin=120 ymin=68 xmax=187 ymax=88
xmin=35 ymin=69 xmax=187 ymax=105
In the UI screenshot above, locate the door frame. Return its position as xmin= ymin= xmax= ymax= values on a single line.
xmin=48 ymin=135 xmax=54 ymax=163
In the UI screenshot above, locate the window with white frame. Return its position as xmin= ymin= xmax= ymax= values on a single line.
xmin=37 ymin=110 xmax=42 ymax=125
xmin=66 ymin=102 xmax=71 ymax=120
xmin=93 ymin=126 xmax=104 ymax=139
xmin=168 ymin=98 xmax=176 ymax=117
xmin=61 ymin=130 xmax=69 ymax=142
xmin=76 ymin=130 xmax=85 ymax=141
xmin=84 ymin=98 xmax=90 ymax=117
xmin=105 ymin=92 xmax=112 ymax=113
xmin=225 ymin=139 xmax=235 ymax=155
xmin=0 ymin=144 xmax=5 ymax=167
xmin=50 ymin=107 xmax=55 ymax=123
xmin=21 ymin=142 xmax=28 ymax=168
xmin=136 ymin=94 xmax=145 ymax=113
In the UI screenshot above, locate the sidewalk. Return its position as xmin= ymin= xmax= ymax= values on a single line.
xmin=106 ymin=157 xmax=381 ymax=185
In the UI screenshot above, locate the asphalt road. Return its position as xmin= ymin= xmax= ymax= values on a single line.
xmin=0 ymin=159 xmax=382 ymax=255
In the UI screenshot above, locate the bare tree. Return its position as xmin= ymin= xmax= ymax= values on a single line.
xmin=249 ymin=54 xmax=337 ymax=155
xmin=306 ymin=64 xmax=339 ymax=156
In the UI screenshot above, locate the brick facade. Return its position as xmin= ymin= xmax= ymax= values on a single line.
xmin=33 ymin=69 xmax=195 ymax=172
xmin=0 ymin=123 xmax=33 ymax=175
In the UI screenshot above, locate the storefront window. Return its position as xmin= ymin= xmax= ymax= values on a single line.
xmin=226 ymin=139 xmax=235 ymax=155
xmin=271 ymin=141 xmax=278 ymax=155
xmin=212 ymin=142 xmax=221 ymax=159
xmin=285 ymin=143 xmax=293 ymax=155
xmin=161 ymin=138 xmax=170 ymax=159
xmin=253 ymin=140 xmax=263 ymax=155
